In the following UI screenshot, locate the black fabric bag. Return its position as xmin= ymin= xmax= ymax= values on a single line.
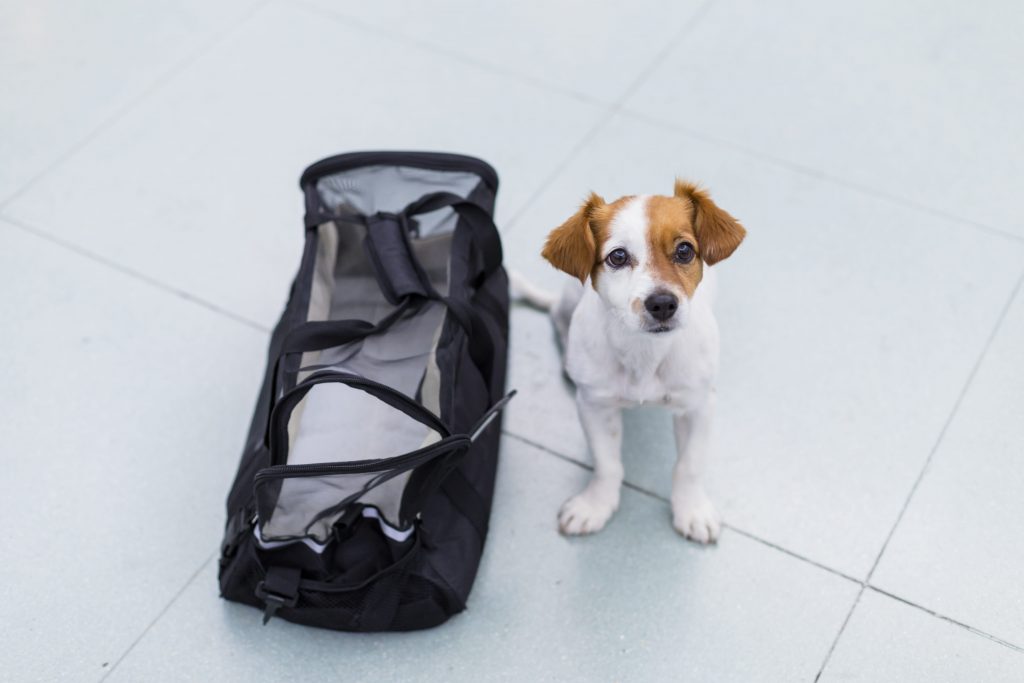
xmin=218 ymin=151 xmax=512 ymax=631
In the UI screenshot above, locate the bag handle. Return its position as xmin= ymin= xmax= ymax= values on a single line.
xmin=305 ymin=192 xmax=503 ymax=286
xmin=401 ymin=191 xmax=502 ymax=285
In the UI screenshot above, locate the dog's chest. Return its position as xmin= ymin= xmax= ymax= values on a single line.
xmin=612 ymin=353 xmax=707 ymax=408
xmin=571 ymin=338 xmax=713 ymax=410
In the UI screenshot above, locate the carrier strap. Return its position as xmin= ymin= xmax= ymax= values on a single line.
xmin=305 ymin=192 xmax=502 ymax=285
xmin=401 ymin=192 xmax=503 ymax=283
xmin=278 ymin=298 xmax=413 ymax=354
xmin=363 ymin=211 xmax=434 ymax=305
xmin=275 ymin=293 xmax=496 ymax=389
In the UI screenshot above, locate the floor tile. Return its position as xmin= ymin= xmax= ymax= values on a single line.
xmin=0 ymin=0 xmax=261 ymax=203
xmin=0 ymin=221 xmax=267 ymax=681
xmin=2 ymin=1 xmax=606 ymax=328
xmin=501 ymin=112 xmax=1024 ymax=578
xmin=871 ymin=281 xmax=1024 ymax=645
xmin=623 ymin=0 xmax=1024 ymax=237
xmin=821 ymin=590 xmax=1024 ymax=681
xmin=295 ymin=0 xmax=709 ymax=103
xmin=108 ymin=436 xmax=858 ymax=682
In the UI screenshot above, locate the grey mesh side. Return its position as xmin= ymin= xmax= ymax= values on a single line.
xmin=264 ymin=382 xmax=444 ymax=542
xmin=260 ymin=470 xmax=415 ymax=543
xmin=316 ymin=165 xmax=481 ymax=238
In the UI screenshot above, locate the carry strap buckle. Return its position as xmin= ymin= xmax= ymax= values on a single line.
xmin=255 ymin=566 xmax=301 ymax=625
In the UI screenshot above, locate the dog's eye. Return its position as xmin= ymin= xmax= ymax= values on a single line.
xmin=605 ymin=248 xmax=629 ymax=268
xmin=674 ymin=242 xmax=696 ymax=264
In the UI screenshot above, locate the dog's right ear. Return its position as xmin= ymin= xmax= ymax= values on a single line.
xmin=541 ymin=192 xmax=606 ymax=284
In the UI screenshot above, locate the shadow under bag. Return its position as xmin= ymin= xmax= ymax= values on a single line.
xmin=218 ymin=151 xmax=513 ymax=631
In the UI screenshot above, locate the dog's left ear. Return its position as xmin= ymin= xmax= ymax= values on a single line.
xmin=674 ymin=180 xmax=746 ymax=265
xmin=542 ymin=192 xmax=606 ymax=283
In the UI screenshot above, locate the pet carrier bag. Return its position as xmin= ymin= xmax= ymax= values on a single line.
xmin=218 ymin=151 xmax=513 ymax=631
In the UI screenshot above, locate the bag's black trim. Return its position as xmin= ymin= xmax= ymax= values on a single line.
xmin=255 ymin=434 xmax=470 ymax=482
xmin=299 ymin=151 xmax=499 ymax=193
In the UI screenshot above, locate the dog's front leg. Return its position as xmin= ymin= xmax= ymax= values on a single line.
xmin=558 ymin=396 xmax=623 ymax=535
xmin=671 ymin=395 xmax=722 ymax=543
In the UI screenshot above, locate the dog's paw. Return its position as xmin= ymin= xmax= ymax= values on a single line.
xmin=671 ymin=488 xmax=721 ymax=544
xmin=558 ymin=488 xmax=619 ymax=536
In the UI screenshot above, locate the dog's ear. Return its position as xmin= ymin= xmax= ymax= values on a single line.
xmin=542 ymin=192 xmax=606 ymax=283
xmin=674 ymin=180 xmax=746 ymax=265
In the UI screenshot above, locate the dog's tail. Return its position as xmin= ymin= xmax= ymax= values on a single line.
xmin=508 ymin=269 xmax=557 ymax=311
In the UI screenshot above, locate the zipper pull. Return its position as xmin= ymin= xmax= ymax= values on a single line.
xmin=468 ymin=390 xmax=517 ymax=441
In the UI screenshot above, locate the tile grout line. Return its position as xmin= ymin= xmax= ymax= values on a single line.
xmin=299 ymin=0 xmax=1024 ymax=247
xmin=0 ymin=215 xmax=270 ymax=334
xmin=812 ymin=587 xmax=866 ymax=683
xmin=611 ymin=0 xmax=717 ymax=107
xmin=0 ymin=0 xmax=714 ymax=335
xmin=295 ymin=0 xmax=717 ymax=236
xmin=99 ymin=553 xmax=216 ymax=682
xmin=5 ymin=0 xmax=1018 ymax=670
xmin=0 ymin=0 xmax=275 ymax=212
xmin=507 ymin=281 xmax=1024 ymax=676
xmin=288 ymin=0 xmax=609 ymax=109
xmin=864 ymin=267 xmax=1024 ymax=584
xmin=615 ymin=107 xmax=1024 ymax=246
xmin=504 ymin=354 xmax=1024 ymax=665
xmin=508 ymin=425 xmax=1024 ymax=669
xmin=866 ymin=585 xmax=1024 ymax=654
xmin=501 ymin=0 xmax=717 ymax=233
xmin=501 ymin=430 xmax=863 ymax=586
xmin=500 ymin=110 xmax=618 ymax=232
xmin=813 ymin=267 xmax=1024 ymax=681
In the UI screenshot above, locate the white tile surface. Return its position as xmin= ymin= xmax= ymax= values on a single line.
xmin=0 ymin=0 xmax=261 ymax=203
xmin=822 ymin=590 xmax=1024 ymax=681
xmin=295 ymin=0 xmax=710 ymax=102
xmin=2 ymin=1 xmax=606 ymax=328
xmin=3 ymin=0 xmax=1024 ymax=677
xmin=0 ymin=221 xmax=267 ymax=681
xmin=623 ymin=0 xmax=1024 ymax=237
xmin=107 ymin=437 xmax=859 ymax=682
xmin=871 ymin=281 xmax=1024 ymax=645
xmin=501 ymin=113 xmax=1024 ymax=579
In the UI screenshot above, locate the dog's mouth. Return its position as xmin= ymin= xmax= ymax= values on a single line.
xmin=644 ymin=322 xmax=677 ymax=334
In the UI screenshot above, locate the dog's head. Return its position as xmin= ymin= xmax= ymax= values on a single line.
xmin=542 ymin=180 xmax=745 ymax=334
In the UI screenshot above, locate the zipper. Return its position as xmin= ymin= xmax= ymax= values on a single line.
xmin=269 ymin=370 xmax=451 ymax=466
xmin=300 ymin=371 xmax=448 ymax=434
xmin=299 ymin=151 xmax=499 ymax=193
xmin=254 ymin=435 xmax=470 ymax=483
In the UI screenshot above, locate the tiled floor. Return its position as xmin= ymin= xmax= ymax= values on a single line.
xmin=2 ymin=1 xmax=1022 ymax=681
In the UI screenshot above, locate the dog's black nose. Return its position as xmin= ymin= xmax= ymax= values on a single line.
xmin=644 ymin=292 xmax=678 ymax=321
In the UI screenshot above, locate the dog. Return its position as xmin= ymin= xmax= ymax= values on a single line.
xmin=512 ymin=180 xmax=745 ymax=543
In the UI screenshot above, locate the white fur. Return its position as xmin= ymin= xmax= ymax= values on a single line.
xmin=538 ymin=195 xmax=724 ymax=542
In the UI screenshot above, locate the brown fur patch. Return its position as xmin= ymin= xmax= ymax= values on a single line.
xmin=543 ymin=183 xmax=745 ymax=290
xmin=645 ymin=195 xmax=703 ymax=298
xmin=542 ymin=193 xmax=633 ymax=286
xmin=673 ymin=180 xmax=746 ymax=265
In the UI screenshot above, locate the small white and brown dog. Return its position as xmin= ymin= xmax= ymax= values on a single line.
xmin=512 ymin=180 xmax=746 ymax=543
